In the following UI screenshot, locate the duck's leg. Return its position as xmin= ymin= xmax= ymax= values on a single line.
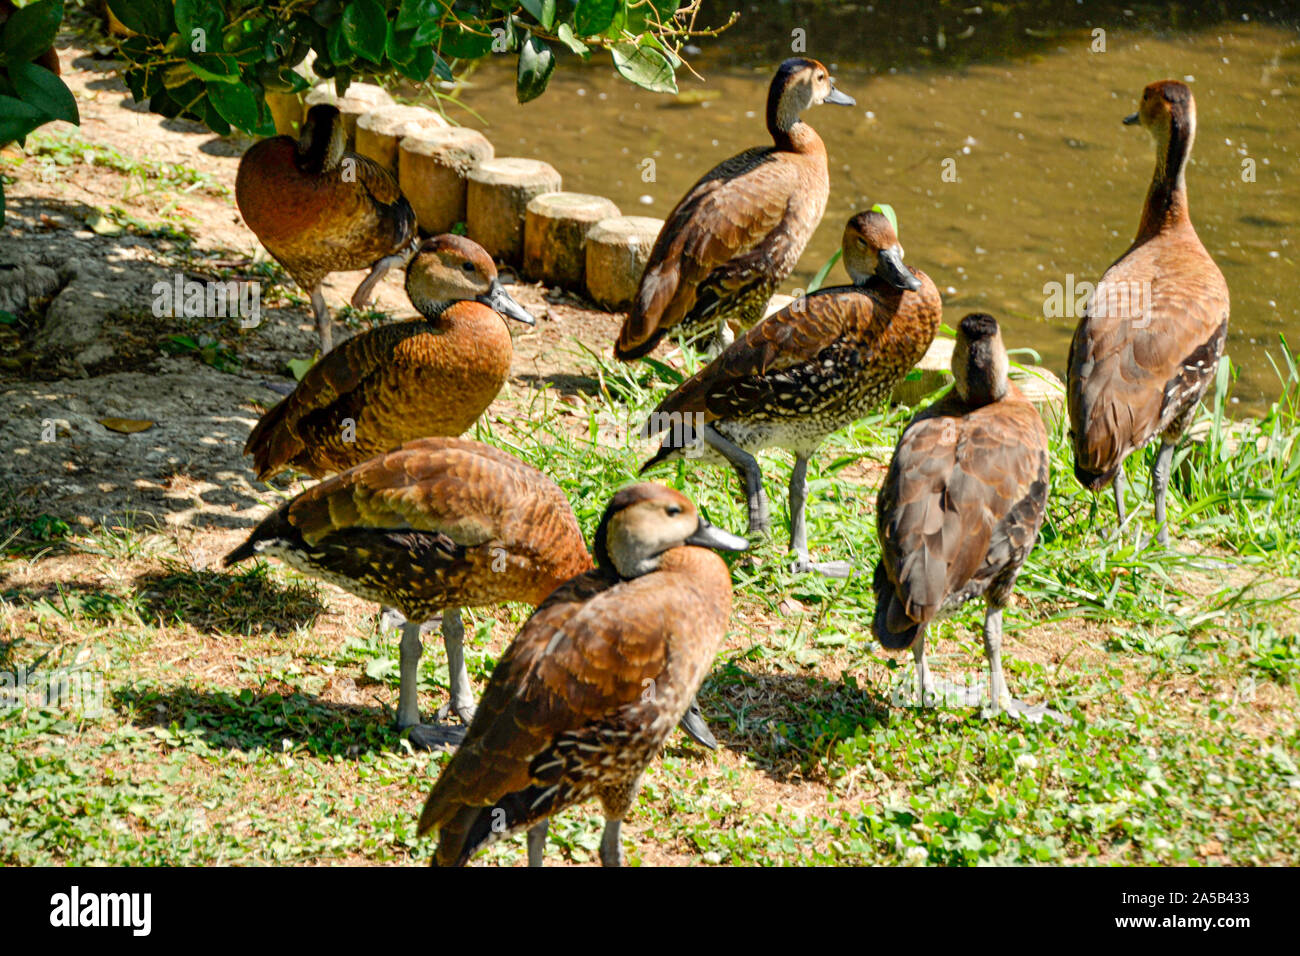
xmin=1151 ymin=438 xmax=1175 ymax=547
xmin=788 ymin=453 xmax=852 ymax=578
xmin=310 ymin=285 xmax=332 ymax=353
xmin=700 ymin=424 xmax=769 ymax=536
xmin=981 ymin=605 xmax=1067 ymax=724
xmin=1106 ymin=468 xmax=1129 ymax=541
xmin=599 ymin=818 xmax=626 ymax=867
xmin=398 ymin=618 xmax=468 ymax=750
xmin=351 ymin=251 xmax=409 ymax=309
xmin=526 ymin=821 xmax=548 ymax=867
xmin=677 ymin=697 xmax=717 ymax=749
xmin=434 ymin=608 xmax=477 ymax=726
xmin=912 ymin=632 xmax=929 ymax=709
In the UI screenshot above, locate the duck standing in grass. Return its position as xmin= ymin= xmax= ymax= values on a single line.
xmin=243 ymin=235 xmax=534 ymax=482
xmin=640 ymin=209 xmax=941 ymax=576
xmin=874 ymin=314 xmax=1056 ymax=720
xmin=1067 ymin=80 xmax=1229 ymax=545
xmin=224 ymin=439 xmax=591 ymax=748
xmin=416 ymin=484 xmax=747 ymax=866
xmin=614 ymin=57 xmax=855 ymax=359
xmin=235 ymin=103 xmax=418 ymax=353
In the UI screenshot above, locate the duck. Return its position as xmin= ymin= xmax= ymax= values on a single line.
xmin=614 ymin=57 xmax=855 ymax=360
xmin=873 ymin=314 xmax=1055 ymax=720
xmin=1067 ymin=80 xmax=1229 ymax=546
xmin=235 ymin=103 xmax=418 ymax=353
xmin=639 ymin=210 xmax=941 ymax=576
xmin=243 ymin=234 xmax=534 ymax=482
xmin=416 ymin=483 xmax=747 ymax=866
xmin=224 ymin=438 xmax=592 ymax=748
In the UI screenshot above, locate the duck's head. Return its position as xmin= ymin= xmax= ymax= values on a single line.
xmin=842 ymin=210 xmax=921 ymax=291
xmin=296 ymin=104 xmax=348 ymax=172
xmin=593 ymin=483 xmax=748 ymax=580
xmin=768 ymin=57 xmax=855 ymax=134
xmin=952 ymin=312 xmax=1009 ymax=406
xmin=1125 ymin=80 xmax=1196 ymax=177
xmin=405 ymin=235 xmax=536 ymax=325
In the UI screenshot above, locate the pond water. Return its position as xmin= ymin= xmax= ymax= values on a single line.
xmin=423 ymin=2 xmax=1300 ymax=414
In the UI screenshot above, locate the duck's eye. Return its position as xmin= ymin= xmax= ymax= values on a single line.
xmin=857 ymin=237 xmax=868 ymax=247
xmin=461 ymin=261 xmax=476 ymax=273
xmin=816 ymin=73 xmax=826 ymax=82
xmin=666 ymin=505 xmax=682 ymax=517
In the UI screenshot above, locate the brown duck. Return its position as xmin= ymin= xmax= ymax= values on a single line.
xmin=1068 ymin=80 xmax=1229 ymax=545
xmin=235 ymin=103 xmax=418 ymax=352
xmin=641 ymin=210 xmax=941 ymax=576
xmin=615 ymin=57 xmax=854 ymax=360
xmin=416 ymin=483 xmax=747 ymax=866
xmin=874 ymin=314 xmax=1056 ymax=720
xmin=224 ymin=438 xmax=591 ymax=748
xmin=244 ymin=235 xmax=534 ymax=482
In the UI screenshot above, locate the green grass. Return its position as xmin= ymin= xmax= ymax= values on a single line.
xmin=1 ymin=336 xmax=1297 ymax=866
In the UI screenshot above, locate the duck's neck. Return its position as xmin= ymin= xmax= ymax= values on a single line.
xmin=1137 ymin=113 xmax=1194 ymax=241
xmin=767 ymin=88 xmax=819 ymax=153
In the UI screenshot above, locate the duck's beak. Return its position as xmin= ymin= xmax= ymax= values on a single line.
xmin=877 ymin=245 xmax=922 ymax=292
xmin=825 ymin=84 xmax=855 ymax=107
xmin=686 ymin=518 xmax=749 ymax=552
xmin=479 ymin=279 xmax=536 ymax=325
xmin=1123 ymin=112 xmax=1140 ymax=125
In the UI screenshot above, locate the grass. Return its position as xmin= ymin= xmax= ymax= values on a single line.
xmin=1 ymin=332 xmax=1297 ymax=866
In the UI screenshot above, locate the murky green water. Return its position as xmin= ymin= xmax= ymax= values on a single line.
xmin=422 ymin=4 xmax=1300 ymax=413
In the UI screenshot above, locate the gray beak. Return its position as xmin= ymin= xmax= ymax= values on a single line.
xmin=685 ymin=518 xmax=748 ymax=553
xmin=479 ymin=279 xmax=536 ymax=326
xmin=824 ymin=84 xmax=855 ymax=107
xmin=877 ymin=245 xmax=922 ymax=292
xmin=1123 ymin=112 xmax=1140 ymax=125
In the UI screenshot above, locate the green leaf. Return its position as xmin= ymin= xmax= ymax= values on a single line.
xmin=173 ymin=0 xmax=223 ymax=52
xmin=573 ymin=0 xmax=617 ymax=35
xmin=106 ymin=0 xmax=175 ymax=39
xmin=8 ymin=61 xmax=78 ymax=124
xmin=394 ymin=43 xmax=435 ymax=82
xmin=2 ymin=0 xmax=62 ymax=62
xmin=440 ymin=24 xmax=495 ymax=59
xmin=341 ymin=0 xmax=387 ymax=64
xmin=555 ymin=23 xmax=589 ymax=55
xmin=516 ymin=34 xmax=555 ymax=104
xmin=205 ymin=80 xmax=269 ymax=135
xmin=807 ymin=248 xmax=842 ymax=293
xmin=611 ymin=42 xmax=677 ymax=94
xmin=185 ymin=53 xmax=241 ymax=83
xmin=520 ymin=0 xmax=556 ymax=30
xmin=326 ymin=19 xmax=356 ymax=65
xmin=396 ymin=0 xmax=441 ymax=32
xmin=286 ymin=356 xmax=317 ymax=380
xmin=871 ymin=202 xmax=899 ymax=236
xmin=0 ymin=94 xmax=46 ymax=144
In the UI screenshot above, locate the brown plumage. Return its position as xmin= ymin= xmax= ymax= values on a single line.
xmin=235 ymin=103 xmax=418 ymax=352
xmin=1068 ymin=80 xmax=1229 ymax=545
xmin=614 ymin=57 xmax=855 ymax=360
xmin=874 ymin=314 xmax=1053 ymax=719
xmin=224 ymin=438 xmax=591 ymax=748
xmin=417 ymin=484 xmax=748 ymax=867
xmin=244 ymin=235 xmax=534 ymax=482
xmin=640 ymin=210 xmax=941 ymax=576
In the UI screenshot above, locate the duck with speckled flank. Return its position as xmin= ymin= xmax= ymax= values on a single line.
xmin=417 ymin=484 xmax=747 ymax=866
xmin=640 ymin=210 xmax=941 ymax=577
